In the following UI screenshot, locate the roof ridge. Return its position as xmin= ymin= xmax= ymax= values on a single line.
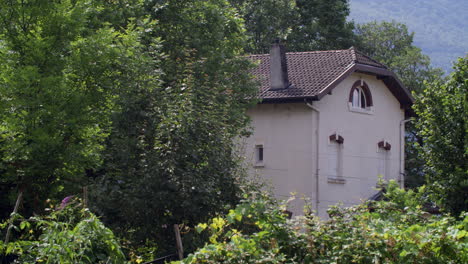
xmin=247 ymin=49 xmax=352 ymax=57
xmin=285 ymin=49 xmax=349 ymax=55
xmin=349 ymin=46 xmax=357 ymax=62
xmin=352 ymin=49 xmax=388 ymax=69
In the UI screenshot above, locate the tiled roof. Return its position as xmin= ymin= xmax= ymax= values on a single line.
xmin=248 ymin=47 xmax=390 ymax=101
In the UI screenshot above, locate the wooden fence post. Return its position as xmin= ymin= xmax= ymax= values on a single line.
xmin=4 ymin=190 xmax=23 ymax=244
xmin=174 ymin=224 xmax=184 ymax=260
xmin=82 ymin=186 xmax=88 ymax=208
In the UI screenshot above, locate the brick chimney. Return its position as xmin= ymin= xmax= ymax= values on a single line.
xmin=269 ymin=41 xmax=290 ymax=90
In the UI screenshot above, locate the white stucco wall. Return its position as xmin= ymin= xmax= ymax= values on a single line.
xmin=243 ymin=73 xmax=405 ymax=218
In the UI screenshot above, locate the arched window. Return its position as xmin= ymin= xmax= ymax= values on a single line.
xmin=352 ymin=87 xmax=366 ymax=108
xmin=349 ymin=80 xmax=373 ymax=110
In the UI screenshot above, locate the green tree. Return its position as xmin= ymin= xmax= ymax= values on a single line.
xmin=413 ymin=56 xmax=468 ymax=216
xmin=355 ymin=21 xmax=444 ymax=93
xmin=355 ymin=21 xmax=413 ymax=64
xmin=288 ymin=0 xmax=356 ymax=51
xmin=0 ymin=0 xmax=157 ymax=220
xmin=230 ymin=0 xmax=298 ymax=54
xmin=91 ymin=0 xmax=258 ymax=255
xmin=231 ymin=0 xmax=356 ymax=53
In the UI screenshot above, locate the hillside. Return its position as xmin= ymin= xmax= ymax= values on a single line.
xmin=349 ymin=0 xmax=468 ymax=73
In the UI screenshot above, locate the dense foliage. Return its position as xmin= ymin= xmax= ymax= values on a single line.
xmin=355 ymin=21 xmax=443 ymax=94
xmin=288 ymin=0 xmax=355 ymax=52
xmin=1 ymin=0 xmax=464 ymax=262
xmin=0 ymin=0 xmax=258 ymax=257
xmin=413 ymin=56 xmax=468 ymax=216
xmin=230 ymin=0 xmax=355 ymax=53
xmin=0 ymin=0 xmax=98 ymax=218
xmin=0 ymin=0 xmax=157 ymax=219
xmin=0 ymin=198 xmax=125 ymax=263
xmin=180 ymin=181 xmax=467 ymax=264
xmin=89 ymin=0 xmax=258 ymax=255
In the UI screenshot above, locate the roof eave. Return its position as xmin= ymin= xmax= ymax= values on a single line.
xmin=258 ymin=95 xmax=319 ymax=104
xmin=356 ymin=64 xmax=415 ymax=105
xmin=316 ymin=63 xmax=414 ymax=109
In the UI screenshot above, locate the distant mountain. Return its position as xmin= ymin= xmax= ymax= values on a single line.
xmin=349 ymin=0 xmax=468 ymax=73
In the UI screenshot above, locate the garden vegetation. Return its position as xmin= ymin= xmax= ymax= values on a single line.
xmin=0 ymin=0 xmax=466 ymax=263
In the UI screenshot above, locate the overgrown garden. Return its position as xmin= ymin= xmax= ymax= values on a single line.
xmin=0 ymin=0 xmax=466 ymax=263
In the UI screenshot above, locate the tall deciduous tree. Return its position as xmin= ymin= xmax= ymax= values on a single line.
xmin=355 ymin=21 xmax=444 ymax=93
xmin=0 ymin=0 xmax=157 ymax=219
xmin=230 ymin=0 xmax=298 ymax=54
xmin=288 ymin=0 xmax=356 ymax=51
xmin=413 ymin=56 xmax=467 ymax=216
xmin=231 ymin=0 xmax=355 ymax=53
xmin=91 ymin=0 xmax=258 ymax=254
xmin=355 ymin=21 xmax=413 ymax=64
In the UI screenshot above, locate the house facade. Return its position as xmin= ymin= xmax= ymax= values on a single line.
xmin=242 ymin=44 xmax=413 ymax=218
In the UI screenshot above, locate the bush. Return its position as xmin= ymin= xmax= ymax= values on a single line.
xmin=179 ymin=181 xmax=467 ymax=264
xmin=179 ymin=192 xmax=307 ymax=263
xmin=306 ymin=183 xmax=467 ymax=263
xmin=0 ymin=197 xmax=125 ymax=264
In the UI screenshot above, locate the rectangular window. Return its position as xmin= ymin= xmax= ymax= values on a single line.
xmin=328 ymin=143 xmax=338 ymax=177
xmin=255 ymin=144 xmax=264 ymax=167
xmin=327 ymin=141 xmax=345 ymax=184
xmin=377 ymin=149 xmax=388 ymax=180
xmin=257 ymin=146 xmax=263 ymax=162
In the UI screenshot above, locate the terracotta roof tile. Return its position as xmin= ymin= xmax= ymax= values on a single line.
xmin=248 ymin=47 xmax=388 ymax=100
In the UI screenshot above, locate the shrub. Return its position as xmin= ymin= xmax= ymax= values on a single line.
xmin=306 ymin=182 xmax=467 ymax=263
xmin=0 ymin=198 xmax=126 ymax=264
xmin=179 ymin=181 xmax=467 ymax=264
xmin=179 ymin=192 xmax=307 ymax=264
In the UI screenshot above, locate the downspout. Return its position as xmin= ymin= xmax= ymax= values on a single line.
xmin=305 ymin=99 xmax=320 ymax=215
xmin=399 ymin=118 xmax=412 ymax=188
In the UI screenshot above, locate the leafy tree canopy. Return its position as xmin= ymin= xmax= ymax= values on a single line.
xmin=231 ymin=0 xmax=356 ymax=53
xmin=0 ymin=0 xmax=258 ymax=256
xmin=355 ymin=20 xmax=444 ymax=93
xmin=89 ymin=0 xmax=259 ymax=254
xmin=288 ymin=0 xmax=356 ymax=52
xmin=0 ymin=0 xmax=154 ymax=217
xmin=413 ymin=56 xmax=468 ymax=216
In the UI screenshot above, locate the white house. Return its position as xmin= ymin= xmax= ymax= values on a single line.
xmin=243 ymin=43 xmax=413 ymax=218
